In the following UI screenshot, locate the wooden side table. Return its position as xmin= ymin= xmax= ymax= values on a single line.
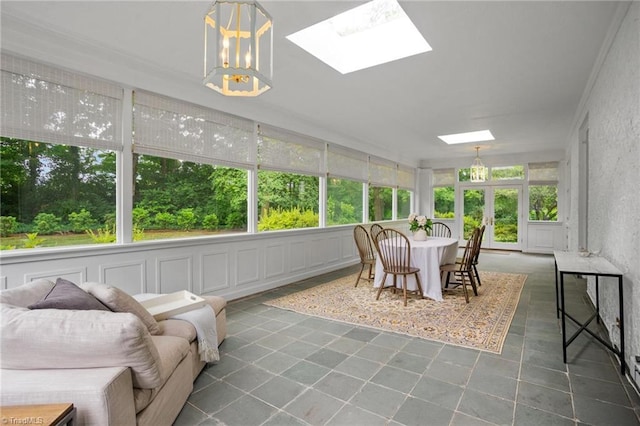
xmin=0 ymin=403 xmax=75 ymax=426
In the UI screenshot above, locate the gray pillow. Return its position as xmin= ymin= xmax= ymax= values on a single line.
xmin=28 ymin=278 xmax=110 ymax=311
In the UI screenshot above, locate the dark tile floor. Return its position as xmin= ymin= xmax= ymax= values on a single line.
xmin=174 ymin=252 xmax=640 ymax=426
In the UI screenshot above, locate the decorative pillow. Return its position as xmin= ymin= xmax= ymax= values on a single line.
xmin=81 ymin=282 xmax=160 ymax=335
xmin=28 ymin=278 xmax=110 ymax=311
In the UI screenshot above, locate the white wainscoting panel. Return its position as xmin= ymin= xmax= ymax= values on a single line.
xmin=526 ymin=222 xmax=565 ymax=253
xmin=100 ymin=260 xmax=146 ymax=294
xmin=326 ymin=236 xmax=341 ymax=264
xmin=290 ymin=241 xmax=306 ymax=272
xmin=342 ymin=234 xmax=355 ymax=259
xmin=201 ymin=251 xmax=230 ymax=293
xmin=25 ymin=268 xmax=86 ymax=286
xmin=236 ymin=247 xmax=260 ymax=285
xmin=157 ymin=256 xmax=192 ymax=294
xmin=307 ymin=238 xmax=325 ymax=267
xmin=265 ymin=244 xmax=285 ymax=279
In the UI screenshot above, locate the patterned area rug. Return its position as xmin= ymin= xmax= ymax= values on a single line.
xmin=264 ymin=271 xmax=527 ymax=354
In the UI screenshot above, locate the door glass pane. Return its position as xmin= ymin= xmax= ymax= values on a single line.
xmin=463 ymin=189 xmax=484 ymax=239
xmin=494 ymin=188 xmax=519 ymax=243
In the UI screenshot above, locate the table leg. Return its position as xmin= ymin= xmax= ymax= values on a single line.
xmin=560 ymin=271 xmax=567 ymax=364
xmin=555 ymin=259 xmax=560 ymax=319
xmin=595 ymin=276 xmax=600 ymax=324
xmin=619 ymin=275 xmax=625 ymax=375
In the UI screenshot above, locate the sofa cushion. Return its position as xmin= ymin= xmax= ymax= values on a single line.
xmin=28 ymin=278 xmax=110 ymax=311
xmin=149 ymin=335 xmax=190 ymax=384
xmin=81 ymin=282 xmax=160 ymax=335
xmin=0 ymin=304 xmax=164 ymax=389
xmin=159 ymin=319 xmax=197 ymax=342
xmin=0 ymin=279 xmax=55 ymax=307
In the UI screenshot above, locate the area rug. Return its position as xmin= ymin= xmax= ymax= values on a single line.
xmin=264 ymin=271 xmax=527 ymax=354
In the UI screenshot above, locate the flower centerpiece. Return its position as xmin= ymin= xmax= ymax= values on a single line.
xmin=408 ymin=213 xmax=433 ymax=241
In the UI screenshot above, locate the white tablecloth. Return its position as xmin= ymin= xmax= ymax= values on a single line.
xmin=373 ymin=236 xmax=458 ymax=301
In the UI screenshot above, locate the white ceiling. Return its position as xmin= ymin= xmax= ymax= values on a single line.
xmin=0 ymin=1 xmax=625 ymax=167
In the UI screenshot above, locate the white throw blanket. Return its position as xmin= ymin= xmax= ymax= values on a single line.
xmin=133 ymin=294 xmax=219 ymax=363
xmin=172 ymin=305 xmax=219 ymax=363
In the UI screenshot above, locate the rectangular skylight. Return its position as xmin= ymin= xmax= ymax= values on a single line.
xmin=286 ymin=0 xmax=432 ymax=74
xmin=438 ymin=130 xmax=495 ymax=145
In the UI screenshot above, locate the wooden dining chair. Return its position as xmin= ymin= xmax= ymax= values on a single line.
xmin=441 ymin=228 xmax=478 ymax=303
xmin=373 ymin=228 xmax=423 ymax=306
xmin=353 ymin=225 xmax=376 ymax=287
xmin=471 ymin=225 xmax=486 ymax=286
xmin=431 ymin=222 xmax=452 ymax=238
xmin=370 ymin=223 xmax=383 ymax=241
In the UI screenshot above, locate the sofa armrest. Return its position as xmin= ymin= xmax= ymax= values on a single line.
xmin=0 ymin=367 xmax=136 ymax=426
xmin=1 ymin=304 xmax=163 ymax=389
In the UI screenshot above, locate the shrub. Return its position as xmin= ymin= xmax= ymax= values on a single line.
xmin=33 ymin=213 xmax=62 ymax=235
xmin=68 ymin=209 xmax=97 ymax=233
xmin=0 ymin=216 xmax=18 ymax=237
xmin=22 ymin=232 xmax=45 ymax=248
xmin=133 ymin=225 xmax=145 ymax=241
xmin=176 ymin=208 xmax=197 ymax=231
xmin=225 ymin=212 xmax=245 ymax=229
xmin=258 ymin=208 xmax=319 ymax=231
xmin=202 ymin=213 xmax=219 ymax=230
xmin=154 ymin=212 xmax=176 ymax=230
xmin=133 ymin=207 xmax=151 ymax=228
xmin=86 ymin=227 xmax=116 ymax=243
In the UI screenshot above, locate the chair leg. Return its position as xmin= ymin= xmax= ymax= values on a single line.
xmin=473 ymin=264 xmax=482 ymax=287
xmin=467 ymin=271 xmax=478 ymax=296
xmin=368 ymin=263 xmax=374 ymax=280
xmin=402 ymin=275 xmax=408 ymax=307
xmin=354 ymin=263 xmax=366 ymax=287
xmin=375 ymin=272 xmax=388 ymax=300
xmin=414 ymin=273 xmax=424 ymax=299
xmin=461 ymin=274 xmax=470 ymax=303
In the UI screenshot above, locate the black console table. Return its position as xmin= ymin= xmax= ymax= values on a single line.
xmin=553 ymin=250 xmax=625 ymax=374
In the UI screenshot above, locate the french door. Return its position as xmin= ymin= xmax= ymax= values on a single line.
xmin=459 ymin=184 xmax=523 ymax=250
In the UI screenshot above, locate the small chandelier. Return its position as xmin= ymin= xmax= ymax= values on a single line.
xmin=204 ymin=0 xmax=273 ymax=97
xmin=470 ymin=146 xmax=487 ymax=182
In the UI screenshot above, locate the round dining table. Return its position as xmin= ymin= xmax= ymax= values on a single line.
xmin=373 ymin=236 xmax=459 ymax=301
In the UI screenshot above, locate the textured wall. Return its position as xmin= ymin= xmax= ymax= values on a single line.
xmin=573 ymin=2 xmax=639 ymax=377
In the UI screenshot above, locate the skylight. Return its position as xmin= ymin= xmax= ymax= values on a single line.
xmin=438 ymin=130 xmax=495 ymax=145
xmin=286 ymin=0 xmax=432 ymax=74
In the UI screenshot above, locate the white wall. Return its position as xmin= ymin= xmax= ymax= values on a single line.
xmin=567 ymin=2 xmax=639 ymax=378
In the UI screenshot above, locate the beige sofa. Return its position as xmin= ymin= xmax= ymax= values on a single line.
xmin=0 ymin=278 xmax=226 ymax=425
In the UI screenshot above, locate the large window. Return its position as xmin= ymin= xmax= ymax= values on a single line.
xmin=133 ymin=155 xmax=247 ymax=240
xmin=1 ymin=139 xmax=116 ymax=249
xmin=397 ymin=189 xmax=412 ymax=219
xmin=1 ymin=54 xmax=122 ymax=249
xmin=257 ymin=126 xmax=323 ymax=231
xmin=433 ymin=169 xmax=455 ymax=218
xmin=257 ymin=170 xmax=319 ymax=230
xmin=327 ymin=178 xmax=363 ymax=226
xmin=491 ymin=165 xmax=524 ymax=180
xmin=1 ymin=55 xmax=418 ymax=249
xmin=369 ymin=156 xmax=396 ymax=221
xmin=327 ymin=145 xmax=367 ymax=226
xmin=397 ymin=166 xmax=414 ymax=220
xmin=529 ymin=162 xmax=559 ymax=221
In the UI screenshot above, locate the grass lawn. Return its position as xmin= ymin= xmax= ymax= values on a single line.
xmin=0 ymin=229 xmax=231 ymax=251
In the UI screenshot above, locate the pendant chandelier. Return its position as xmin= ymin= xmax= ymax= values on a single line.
xmin=204 ymin=0 xmax=273 ymax=97
xmin=470 ymin=146 xmax=487 ymax=182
